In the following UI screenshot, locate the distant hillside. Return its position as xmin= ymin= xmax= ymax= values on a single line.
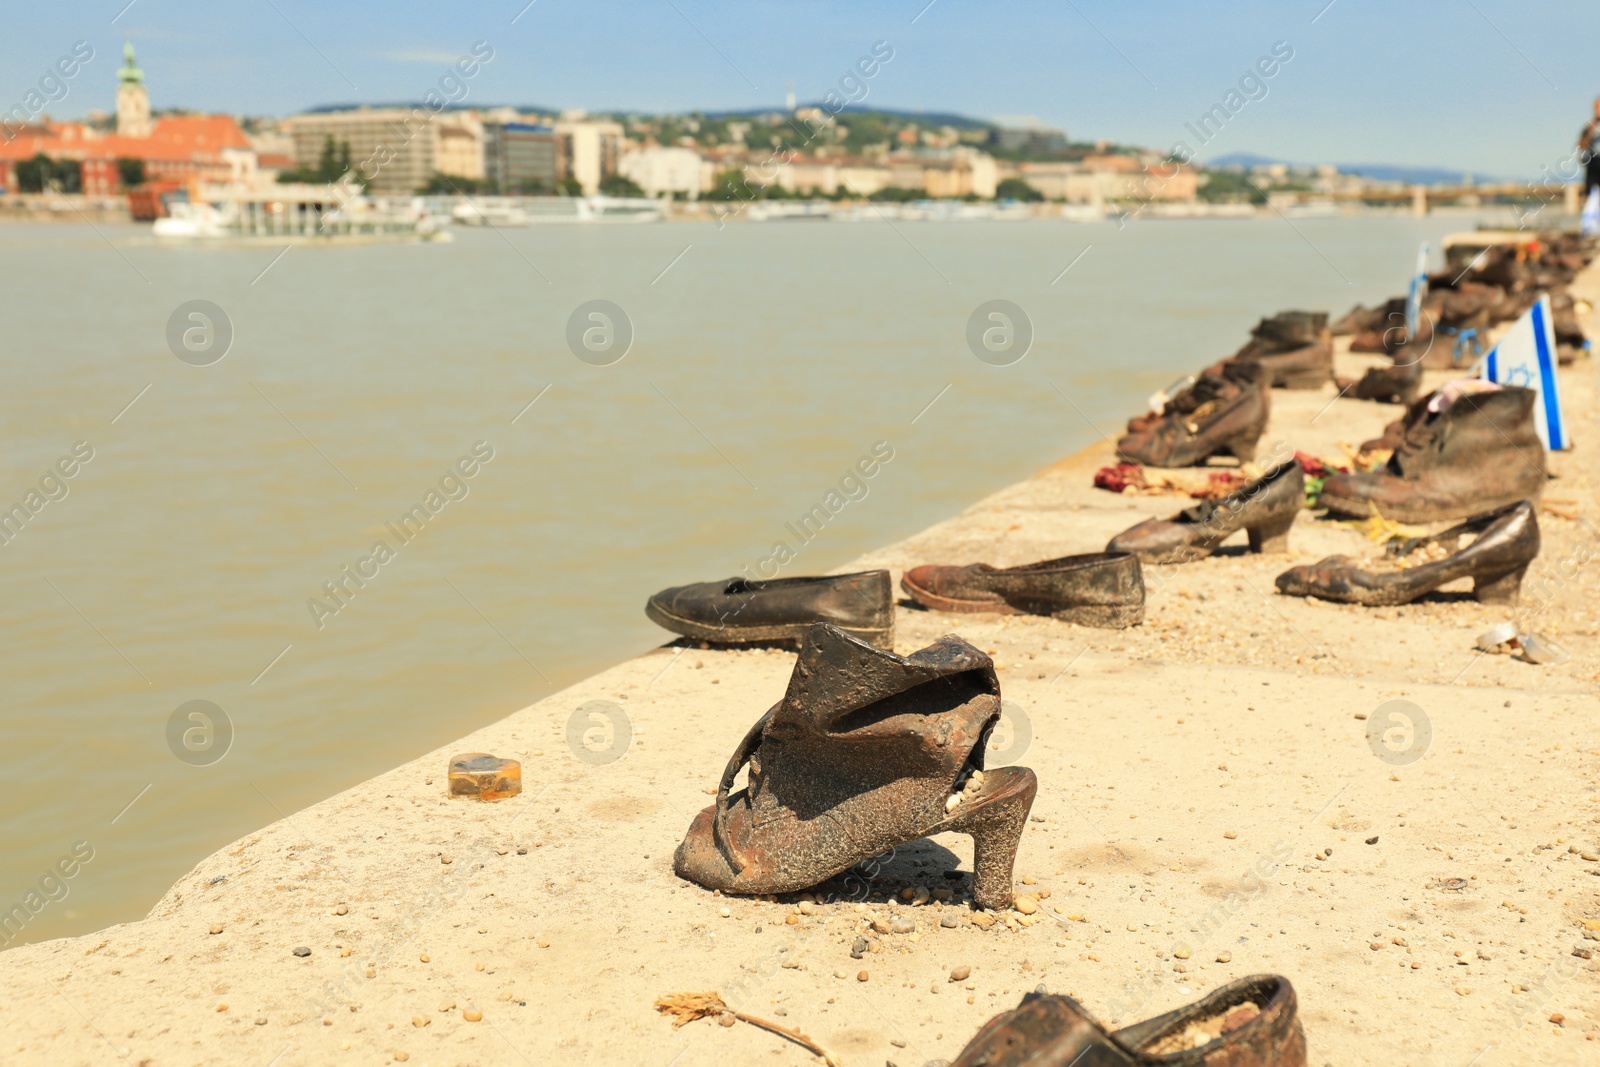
xmin=704 ymin=104 xmax=994 ymax=129
xmin=1206 ymin=151 xmax=1494 ymax=186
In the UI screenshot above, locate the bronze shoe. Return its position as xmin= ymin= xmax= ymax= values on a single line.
xmin=900 ymin=552 xmax=1145 ymax=628
xmin=673 ymin=624 xmax=1036 ymax=910
xmin=1226 ymin=311 xmax=1332 ymax=389
xmin=1319 ymin=385 xmax=1545 ymax=523
xmin=1275 ymin=500 xmax=1539 ymax=606
xmin=1107 ymin=461 xmax=1303 ymax=564
xmin=1336 ymin=345 xmax=1424 ymax=404
xmin=949 ymin=975 xmax=1305 ymax=1066
xmin=645 ymin=570 xmax=892 ymax=649
xmin=1117 ymin=364 xmax=1270 ymax=467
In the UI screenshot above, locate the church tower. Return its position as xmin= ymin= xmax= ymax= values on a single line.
xmin=116 ymin=40 xmax=150 ymax=138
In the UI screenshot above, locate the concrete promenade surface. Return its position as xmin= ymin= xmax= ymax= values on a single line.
xmin=1 ymin=265 xmax=1598 ymax=1067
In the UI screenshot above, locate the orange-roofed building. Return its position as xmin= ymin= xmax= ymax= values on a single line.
xmin=0 ymin=42 xmax=255 ymax=196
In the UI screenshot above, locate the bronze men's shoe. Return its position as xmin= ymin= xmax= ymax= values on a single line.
xmin=1276 ymin=500 xmax=1539 ymax=606
xmin=1227 ymin=310 xmax=1332 ymax=389
xmin=1107 ymin=461 xmax=1303 ymax=564
xmin=949 ymin=975 xmax=1305 ymax=1067
xmin=1336 ymin=345 xmax=1424 ymax=404
xmin=1117 ymin=363 xmax=1270 ymax=467
xmin=645 ymin=570 xmax=892 ymax=649
xmin=1318 ymin=385 xmax=1545 ymax=523
xmin=900 ymin=552 xmax=1144 ymax=628
xmin=674 ymin=624 xmax=1036 ymax=909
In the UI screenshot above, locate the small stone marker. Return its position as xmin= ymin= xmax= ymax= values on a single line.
xmin=448 ymin=753 xmax=522 ymax=801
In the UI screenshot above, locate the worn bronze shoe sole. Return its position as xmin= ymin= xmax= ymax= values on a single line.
xmin=644 ymin=599 xmax=892 ymax=650
xmin=899 ymin=572 xmax=1142 ymax=629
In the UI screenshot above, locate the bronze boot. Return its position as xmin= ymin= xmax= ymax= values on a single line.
xmin=1275 ymin=500 xmax=1539 ymax=607
xmin=673 ymin=624 xmax=1037 ymax=910
xmin=1227 ymin=310 xmax=1332 ymax=389
xmin=949 ymin=975 xmax=1306 ymax=1067
xmin=1318 ymin=386 xmax=1546 ymax=523
xmin=1107 ymin=461 xmax=1303 ymax=564
xmin=1116 ymin=363 xmax=1270 ymax=467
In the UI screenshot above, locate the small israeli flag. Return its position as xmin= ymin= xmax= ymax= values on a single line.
xmin=1482 ymin=294 xmax=1568 ymax=450
xmin=1404 ymin=242 xmax=1429 ymax=338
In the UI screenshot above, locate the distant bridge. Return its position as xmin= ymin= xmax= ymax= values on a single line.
xmin=1276 ymin=182 xmax=1580 ymax=216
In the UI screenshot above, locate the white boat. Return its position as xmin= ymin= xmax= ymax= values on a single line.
xmin=452 ymin=195 xmax=664 ymax=225
xmin=1060 ymin=203 xmax=1114 ymax=223
xmin=747 ymin=201 xmax=833 ymax=222
xmin=152 ymin=201 xmax=231 ymax=239
xmin=151 ymin=181 xmax=448 ymax=242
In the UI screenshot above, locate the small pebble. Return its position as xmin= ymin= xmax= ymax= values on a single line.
xmin=463 ymin=1008 xmax=483 ymax=1022
xmin=857 ymin=970 xmax=869 ymax=982
xmin=719 ymin=907 xmax=731 ymax=918
xmin=475 ymin=962 xmax=486 ymax=971
xmin=438 ymin=999 xmax=455 ymax=1012
xmin=440 ymin=856 xmax=452 ymax=865
xmin=365 ymin=968 xmax=376 ymax=978
xmin=395 ymin=1053 xmax=409 ymax=1062
xmin=1173 ymin=947 xmax=1191 ymax=960
xmin=945 ymin=794 xmax=963 ymax=813
xmin=254 ymin=1016 xmax=267 ymax=1026
xmin=216 ymin=1004 xmax=228 ymax=1012
xmin=1223 ymin=832 xmax=1238 ymax=840
xmin=412 ymin=1016 xmax=429 ymax=1028
xmin=850 ymin=937 xmax=869 ymax=958
xmin=209 ymin=924 xmax=223 ymax=935
xmin=1014 ymin=896 xmax=1038 ymax=915
xmin=334 ymin=905 xmax=348 ymax=915
xmin=1216 ymin=951 xmax=1232 ymax=963
xmin=950 ymin=966 xmax=972 ymax=982
xmin=891 ymin=918 xmax=915 ymax=934
xmin=1366 ymin=836 xmax=1379 ymax=845
xmin=940 ymin=914 xmax=960 ymax=929
xmin=419 ymin=953 xmax=430 ymax=963
xmin=293 ymin=947 xmax=311 ymax=958
xmin=718 ymin=1012 xmax=735 ymax=1028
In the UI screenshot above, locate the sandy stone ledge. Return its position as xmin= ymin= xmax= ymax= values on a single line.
xmin=2 ymin=269 xmax=1599 ymax=1067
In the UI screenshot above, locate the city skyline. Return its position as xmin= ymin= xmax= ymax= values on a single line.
xmin=5 ymin=0 xmax=1598 ymax=179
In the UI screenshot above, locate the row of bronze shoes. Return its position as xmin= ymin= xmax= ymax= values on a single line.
xmin=1115 ymin=233 xmax=1594 ymax=471
xmin=641 ymin=239 xmax=1590 ymax=1066
xmin=646 ymin=433 xmax=1543 ymax=654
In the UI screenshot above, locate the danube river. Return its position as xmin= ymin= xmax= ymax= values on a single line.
xmin=0 ymin=210 xmax=1507 ymax=944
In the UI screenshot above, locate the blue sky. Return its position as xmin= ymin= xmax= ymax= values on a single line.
xmin=6 ymin=0 xmax=1598 ymax=176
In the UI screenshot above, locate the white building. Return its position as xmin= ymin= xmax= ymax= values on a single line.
xmin=554 ymin=120 xmax=622 ymax=195
xmin=618 ymin=146 xmax=703 ymax=199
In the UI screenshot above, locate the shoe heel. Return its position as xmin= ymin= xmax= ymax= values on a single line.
xmin=1246 ymin=512 xmax=1296 ymax=554
xmin=1474 ymin=564 xmax=1528 ymax=605
xmin=947 ymin=769 xmax=1037 ymax=910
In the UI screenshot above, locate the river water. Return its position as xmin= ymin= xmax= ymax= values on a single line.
xmin=0 ymin=210 xmax=1507 ymax=946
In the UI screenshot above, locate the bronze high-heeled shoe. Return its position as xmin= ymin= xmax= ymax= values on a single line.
xmin=1275 ymin=500 xmax=1539 ymax=607
xmin=1107 ymin=461 xmax=1303 ymax=565
xmin=673 ymin=623 xmax=1037 ymax=910
xmin=949 ymin=975 xmax=1305 ymax=1066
